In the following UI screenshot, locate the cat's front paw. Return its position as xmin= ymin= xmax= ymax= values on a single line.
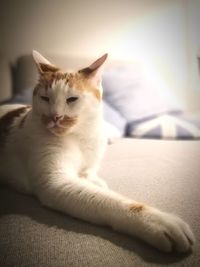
xmin=138 ymin=208 xmax=195 ymax=253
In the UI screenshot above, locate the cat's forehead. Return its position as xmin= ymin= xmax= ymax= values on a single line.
xmin=35 ymin=71 xmax=86 ymax=94
xmin=42 ymin=71 xmax=79 ymax=89
xmin=34 ymin=70 xmax=101 ymax=100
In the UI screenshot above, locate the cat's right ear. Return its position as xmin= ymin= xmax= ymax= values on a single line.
xmin=32 ymin=50 xmax=59 ymax=74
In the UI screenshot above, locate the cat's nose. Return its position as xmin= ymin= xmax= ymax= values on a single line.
xmin=52 ymin=114 xmax=63 ymax=122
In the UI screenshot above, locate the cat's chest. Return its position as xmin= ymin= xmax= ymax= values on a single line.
xmin=79 ymin=137 xmax=99 ymax=157
xmin=64 ymin=134 xmax=106 ymax=169
xmin=79 ymin=138 xmax=105 ymax=172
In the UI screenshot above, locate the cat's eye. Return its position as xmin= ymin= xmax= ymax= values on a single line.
xmin=67 ymin=97 xmax=78 ymax=104
xmin=41 ymin=96 xmax=49 ymax=102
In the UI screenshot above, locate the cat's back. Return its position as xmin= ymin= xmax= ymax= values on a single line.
xmin=0 ymin=104 xmax=32 ymax=190
xmin=0 ymin=104 xmax=32 ymax=148
xmin=0 ymin=104 xmax=31 ymax=123
xmin=0 ymin=104 xmax=27 ymax=116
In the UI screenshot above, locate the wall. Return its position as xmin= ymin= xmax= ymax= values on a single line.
xmin=0 ymin=0 xmax=200 ymax=109
xmin=185 ymin=0 xmax=200 ymax=108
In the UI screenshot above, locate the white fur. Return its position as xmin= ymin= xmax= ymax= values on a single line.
xmin=0 ymin=56 xmax=195 ymax=253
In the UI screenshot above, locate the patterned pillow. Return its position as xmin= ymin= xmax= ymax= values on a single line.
xmin=128 ymin=112 xmax=200 ymax=139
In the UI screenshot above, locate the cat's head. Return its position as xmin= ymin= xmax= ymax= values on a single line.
xmin=32 ymin=51 xmax=107 ymax=136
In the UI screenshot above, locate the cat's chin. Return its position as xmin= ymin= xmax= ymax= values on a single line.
xmin=47 ymin=125 xmax=69 ymax=137
xmin=45 ymin=121 xmax=64 ymax=135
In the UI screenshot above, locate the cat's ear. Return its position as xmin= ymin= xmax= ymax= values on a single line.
xmin=32 ymin=50 xmax=59 ymax=74
xmin=79 ymin=54 xmax=108 ymax=86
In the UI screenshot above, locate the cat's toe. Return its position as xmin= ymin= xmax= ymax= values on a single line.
xmin=161 ymin=214 xmax=195 ymax=253
xmin=179 ymin=219 xmax=195 ymax=246
xmin=164 ymin=228 xmax=191 ymax=253
xmin=143 ymin=210 xmax=195 ymax=253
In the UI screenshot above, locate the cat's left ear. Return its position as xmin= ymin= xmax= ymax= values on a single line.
xmin=32 ymin=50 xmax=59 ymax=74
xmin=79 ymin=54 xmax=108 ymax=86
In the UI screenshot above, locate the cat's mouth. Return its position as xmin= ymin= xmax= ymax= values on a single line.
xmin=46 ymin=121 xmax=61 ymax=129
xmin=42 ymin=115 xmax=77 ymax=136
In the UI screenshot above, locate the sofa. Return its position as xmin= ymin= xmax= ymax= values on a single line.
xmin=0 ymin=53 xmax=200 ymax=267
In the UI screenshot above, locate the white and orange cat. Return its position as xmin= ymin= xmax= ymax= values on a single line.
xmin=0 ymin=51 xmax=194 ymax=253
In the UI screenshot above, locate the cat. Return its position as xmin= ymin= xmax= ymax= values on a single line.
xmin=0 ymin=51 xmax=194 ymax=253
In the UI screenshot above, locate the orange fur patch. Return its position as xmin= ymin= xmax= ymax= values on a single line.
xmin=130 ymin=202 xmax=145 ymax=212
xmin=93 ymin=88 xmax=101 ymax=101
xmin=33 ymin=71 xmax=68 ymax=96
xmin=68 ymin=72 xmax=101 ymax=101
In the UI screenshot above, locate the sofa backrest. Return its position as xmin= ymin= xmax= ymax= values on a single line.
xmin=0 ymin=54 xmax=12 ymax=101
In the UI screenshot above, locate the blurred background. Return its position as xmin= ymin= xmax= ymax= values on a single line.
xmin=0 ymin=0 xmax=200 ymax=111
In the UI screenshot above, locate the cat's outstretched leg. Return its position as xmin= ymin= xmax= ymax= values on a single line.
xmin=34 ymin=175 xmax=194 ymax=253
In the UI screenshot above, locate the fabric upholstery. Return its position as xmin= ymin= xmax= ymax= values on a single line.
xmin=1 ymin=138 xmax=200 ymax=267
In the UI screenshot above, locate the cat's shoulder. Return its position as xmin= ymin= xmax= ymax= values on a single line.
xmin=0 ymin=104 xmax=32 ymax=140
xmin=0 ymin=104 xmax=31 ymax=118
